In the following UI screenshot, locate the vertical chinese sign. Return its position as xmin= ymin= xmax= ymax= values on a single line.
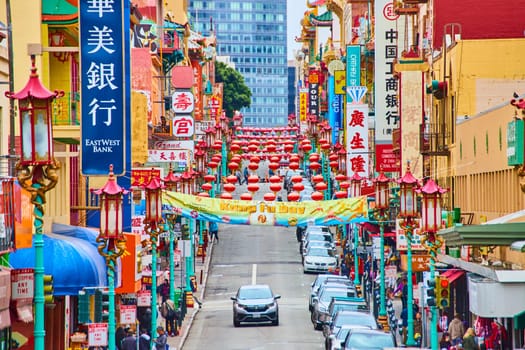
xmin=346 ymin=90 xmax=369 ymax=180
xmin=80 ymin=0 xmax=126 ymax=175
xmin=308 ymin=72 xmax=320 ymax=118
xmin=374 ymin=0 xmax=400 ymax=171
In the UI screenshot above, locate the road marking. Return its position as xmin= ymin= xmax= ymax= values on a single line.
xmin=252 ymin=264 xmax=257 ymax=284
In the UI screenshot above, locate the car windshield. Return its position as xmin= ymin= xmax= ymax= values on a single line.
xmin=307 ymin=248 xmax=335 ymax=257
xmin=335 ymin=313 xmax=376 ymax=329
xmin=346 ymin=332 xmax=394 ymax=348
xmin=306 ymin=234 xmax=332 ymax=242
xmin=307 ymin=241 xmax=331 ymax=249
xmin=332 ymin=303 xmax=367 ymax=314
xmin=238 ymin=287 xmax=272 ymax=300
xmin=320 ymin=289 xmax=355 ymax=303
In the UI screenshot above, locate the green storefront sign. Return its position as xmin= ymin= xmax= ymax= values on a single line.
xmin=507 ymin=119 xmax=524 ymax=166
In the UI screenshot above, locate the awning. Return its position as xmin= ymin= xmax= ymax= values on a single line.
xmin=437 ymin=222 xmax=525 ymax=247
xmin=359 ymin=222 xmax=379 ymax=233
xmin=9 ymin=224 xmax=107 ymax=295
xmin=440 ymin=269 xmax=465 ymax=284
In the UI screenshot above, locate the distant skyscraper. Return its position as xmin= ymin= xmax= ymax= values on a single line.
xmin=189 ymin=1 xmax=288 ymax=127
xmin=287 ymin=61 xmax=296 ymax=116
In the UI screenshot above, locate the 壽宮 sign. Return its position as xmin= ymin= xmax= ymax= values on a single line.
xmin=171 ymin=91 xmax=194 ymax=113
xmin=172 ymin=116 xmax=195 ymax=138
xmin=80 ymin=0 xmax=126 ymax=175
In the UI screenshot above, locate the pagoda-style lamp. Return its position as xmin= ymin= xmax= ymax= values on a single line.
xmin=372 ymin=171 xmax=391 ymax=331
xmin=92 ymin=165 xmax=128 ymax=350
xmin=141 ymin=172 xmax=165 ymax=342
xmin=397 ymin=162 xmax=420 ymax=346
xmin=348 ymin=173 xmax=363 ymax=289
xmin=7 ymin=55 xmax=64 ymax=350
xmin=163 ymin=164 xmax=180 ymax=302
xmin=419 ymin=178 xmax=447 ymax=350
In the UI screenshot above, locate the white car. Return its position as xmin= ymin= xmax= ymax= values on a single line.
xmin=303 ymin=247 xmax=338 ymax=273
xmin=302 ymin=240 xmax=336 ymax=257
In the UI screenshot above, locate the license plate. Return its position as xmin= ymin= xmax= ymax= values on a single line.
xmin=253 ymin=314 xmax=261 ymax=318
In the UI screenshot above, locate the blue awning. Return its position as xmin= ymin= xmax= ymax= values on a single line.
xmin=9 ymin=224 xmax=107 ymax=295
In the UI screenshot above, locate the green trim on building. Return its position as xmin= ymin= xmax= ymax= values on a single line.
xmin=439 ymin=222 xmax=525 ymax=247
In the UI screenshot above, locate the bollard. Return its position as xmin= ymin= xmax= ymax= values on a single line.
xmin=200 ymin=270 xmax=203 ymax=284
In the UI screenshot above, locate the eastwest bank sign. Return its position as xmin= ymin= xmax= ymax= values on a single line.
xmin=80 ymin=0 xmax=126 ymax=175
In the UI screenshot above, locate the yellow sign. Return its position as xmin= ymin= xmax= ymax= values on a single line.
xmin=334 ymin=70 xmax=346 ymax=95
xmin=299 ymin=91 xmax=308 ymax=121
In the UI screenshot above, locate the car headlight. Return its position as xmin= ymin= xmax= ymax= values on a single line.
xmin=328 ymin=261 xmax=336 ymax=266
xmin=235 ymin=303 xmax=246 ymax=310
xmin=266 ymin=302 xmax=276 ymax=308
xmin=305 ymin=259 xmax=313 ymax=264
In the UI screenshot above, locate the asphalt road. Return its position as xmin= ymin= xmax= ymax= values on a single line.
xmin=182 ymin=222 xmax=325 ymax=350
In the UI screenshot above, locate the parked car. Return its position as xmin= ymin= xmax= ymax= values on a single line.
xmin=342 ymin=328 xmax=396 ymax=349
xmin=324 ymin=309 xmax=378 ymax=341
xmin=311 ymin=286 xmax=357 ymax=330
xmin=321 ymin=297 xmax=370 ymax=337
xmin=230 ymin=284 xmax=281 ymax=327
xmin=305 ymin=225 xmax=331 ymax=234
xmin=326 ymin=324 xmax=354 ymax=350
xmin=303 ymin=240 xmax=337 ymax=257
xmin=303 ymin=247 xmax=338 ymax=274
xmin=301 ymin=232 xmax=335 ymax=256
xmin=309 ymin=275 xmax=350 ymax=311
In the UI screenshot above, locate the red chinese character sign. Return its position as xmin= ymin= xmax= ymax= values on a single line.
xmin=172 ymin=116 xmax=194 ymax=137
xmin=171 ymin=91 xmax=194 ymax=113
xmin=346 ymin=87 xmax=369 ymax=180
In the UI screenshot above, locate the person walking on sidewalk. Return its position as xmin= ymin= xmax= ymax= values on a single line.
xmin=120 ymin=329 xmax=137 ymax=350
xmin=138 ymin=328 xmax=150 ymax=350
xmin=153 ymin=326 xmax=168 ymax=350
xmin=210 ymin=221 xmax=219 ymax=244
xmin=449 ymin=313 xmax=466 ymax=347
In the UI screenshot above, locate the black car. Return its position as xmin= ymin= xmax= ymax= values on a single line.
xmin=231 ymin=284 xmax=281 ymax=327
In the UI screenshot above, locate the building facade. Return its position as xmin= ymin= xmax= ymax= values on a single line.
xmin=188 ymin=0 xmax=288 ymax=126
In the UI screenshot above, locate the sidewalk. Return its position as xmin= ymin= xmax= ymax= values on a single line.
xmin=160 ymin=240 xmax=214 ymax=349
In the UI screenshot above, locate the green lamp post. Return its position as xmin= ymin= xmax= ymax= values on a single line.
xmin=163 ymin=165 xmax=180 ymax=302
xmin=420 ymin=178 xmax=446 ymax=350
xmin=372 ymin=170 xmax=391 ymax=331
xmin=92 ymin=165 xmax=128 ymax=350
xmin=350 ymin=173 xmax=363 ymax=288
xmin=8 ymin=55 xmax=63 ymax=350
xmin=141 ymin=172 xmax=164 ymax=344
xmin=397 ymin=162 xmax=420 ymax=346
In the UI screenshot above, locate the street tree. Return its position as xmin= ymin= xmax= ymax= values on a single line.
xmin=215 ymin=61 xmax=251 ymax=119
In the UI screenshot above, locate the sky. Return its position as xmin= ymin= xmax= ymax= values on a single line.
xmin=287 ymin=0 xmax=306 ymax=60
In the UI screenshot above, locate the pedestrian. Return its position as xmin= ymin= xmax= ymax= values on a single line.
xmin=401 ymin=277 xmax=408 ymax=310
xmin=414 ymin=311 xmax=423 ymax=347
xmin=120 ymin=329 xmax=136 ymax=350
xmin=160 ymin=299 xmax=178 ymax=337
xmin=235 ymin=169 xmax=242 ymax=185
xmin=462 ymin=327 xmax=480 ymax=350
xmin=243 ymin=167 xmax=249 ymax=184
xmin=440 ymin=332 xmax=452 ymax=349
xmin=138 ymin=328 xmax=150 ymax=350
xmin=449 ymin=313 xmax=466 ymax=346
xmin=138 ymin=307 xmax=152 ymax=337
xmin=209 ymin=221 xmax=219 ymax=244
xmin=158 ymin=279 xmax=170 ymax=303
xmin=153 ymin=326 xmax=168 ymax=350
xmin=115 ymin=325 xmax=126 ymax=350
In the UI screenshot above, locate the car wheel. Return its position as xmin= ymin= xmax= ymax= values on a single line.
xmin=272 ymin=314 xmax=279 ymax=326
xmin=233 ymin=313 xmax=240 ymax=327
xmin=311 ymin=311 xmax=317 ymax=324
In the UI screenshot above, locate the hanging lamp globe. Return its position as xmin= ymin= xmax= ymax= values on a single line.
xmin=201 ymin=182 xmax=213 ymax=192
xmin=223 ymin=183 xmax=237 ymax=193
xmin=269 ymin=175 xmax=282 ymax=183
xmin=289 ymin=162 xmax=300 ymax=170
xmin=240 ymin=192 xmax=253 ymax=201
xmin=220 ymin=192 xmax=233 ymax=199
xmin=292 ymin=182 xmax=305 ymax=192
xmin=247 ymin=183 xmax=260 ymax=193
xmin=269 ymin=183 xmax=282 ymax=193
xmin=315 ymin=182 xmax=328 ymax=191
xmin=312 ymin=174 xmax=325 ymax=184
xmin=248 ymin=174 xmax=259 ymax=183
xmin=311 ymin=191 xmax=324 ymax=201
xmin=248 ymin=162 xmax=259 ymax=172
xmin=263 ymin=192 xmax=276 ymax=201
xmin=335 ymin=190 xmax=348 ymax=199
xmin=287 ymin=191 xmax=300 ymax=202
xmin=309 ymin=161 xmax=321 ymax=172
xmin=203 ymin=174 xmax=216 ymax=183
xmin=197 ymin=192 xmax=210 ymax=197
xmin=226 ymin=175 xmax=238 ymax=184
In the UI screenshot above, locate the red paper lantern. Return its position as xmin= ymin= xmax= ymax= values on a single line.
xmin=311 ymin=191 xmax=324 ymax=201
xmin=284 ymin=144 xmax=294 ymax=152
xmin=292 ymin=182 xmax=305 ymax=192
xmin=247 ymin=183 xmax=260 ymax=193
xmin=208 ymin=161 xmax=219 ymax=169
xmin=309 ymin=161 xmax=321 ymax=172
xmin=312 ymin=174 xmax=324 ymax=183
xmin=250 ymin=156 xmax=261 ymax=164
xmin=248 ymin=144 xmax=258 ymax=152
xmin=248 ymin=174 xmax=259 ymax=183
xmin=228 ymin=162 xmax=240 ymax=171
xmin=197 ymin=192 xmax=210 ymax=197
xmin=269 ymin=175 xmax=282 ymax=183
xmin=201 ymin=182 xmax=213 ymax=191
xmin=329 ymin=153 xmax=339 ymax=162
xmin=287 ymin=191 xmax=300 ymax=202
xmin=335 ymin=190 xmax=348 ymax=199
xmin=264 ymin=192 xmax=276 ymax=201
xmin=335 ymin=174 xmax=347 ymax=182
xmin=309 ymin=153 xmax=320 ymax=162
xmin=289 ymin=162 xmax=300 ymax=170
xmin=329 ymin=160 xmax=339 ymax=169
xmin=301 ymin=143 xmax=312 ymax=152
xmin=320 ymin=142 xmax=331 ymax=151
xmin=230 ymin=144 xmax=241 ymax=152
xmin=248 ymin=162 xmax=259 ymax=171
xmin=223 ymin=183 xmax=236 ymax=193
xmin=269 ymin=183 xmax=282 ymax=192
xmin=315 ymin=182 xmax=328 ymax=191
xmin=289 ymin=155 xmax=300 ymax=163
xmin=291 ymin=175 xmax=303 ymax=183
xmin=204 ymin=174 xmax=216 ymax=182
xmin=220 ymin=192 xmax=233 ymax=199
xmin=240 ymin=192 xmax=253 ymax=200
xmin=212 ymin=142 xmax=223 ymax=151
xmin=339 ymin=181 xmax=350 ymax=190
xmin=226 ymin=175 xmax=238 ymax=184
xmin=268 ymin=162 xmax=280 ymax=171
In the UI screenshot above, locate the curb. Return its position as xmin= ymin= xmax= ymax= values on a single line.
xmin=176 ymin=241 xmax=214 ymax=349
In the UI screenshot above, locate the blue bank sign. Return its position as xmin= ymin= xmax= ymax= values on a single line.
xmin=80 ymin=0 xmax=125 ymax=175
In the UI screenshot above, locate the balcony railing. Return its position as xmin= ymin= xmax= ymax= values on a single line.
xmin=419 ymin=123 xmax=450 ymax=156
xmin=52 ymin=92 xmax=80 ymax=126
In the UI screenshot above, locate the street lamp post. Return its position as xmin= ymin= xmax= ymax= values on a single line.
xmin=397 ymin=163 xmax=420 ymax=346
xmin=372 ymin=171 xmax=391 ymax=331
xmin=92 ymin=165 xmax=128 ymax=350
xmin=420 ymin=179 xmax=446 ymax=350
xmin=163 ymin=165 xmax=180 ymax=302
xmin=350 ymin=173 xmax=363 ymax=289
xmin=8 ymin=55 xmax=63 ymax=350
xmin=141 ymin=172 xmax=164 ymax=343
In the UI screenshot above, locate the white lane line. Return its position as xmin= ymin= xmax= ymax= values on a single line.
xmin=252 ymin=264 xmax=257 ymax=285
